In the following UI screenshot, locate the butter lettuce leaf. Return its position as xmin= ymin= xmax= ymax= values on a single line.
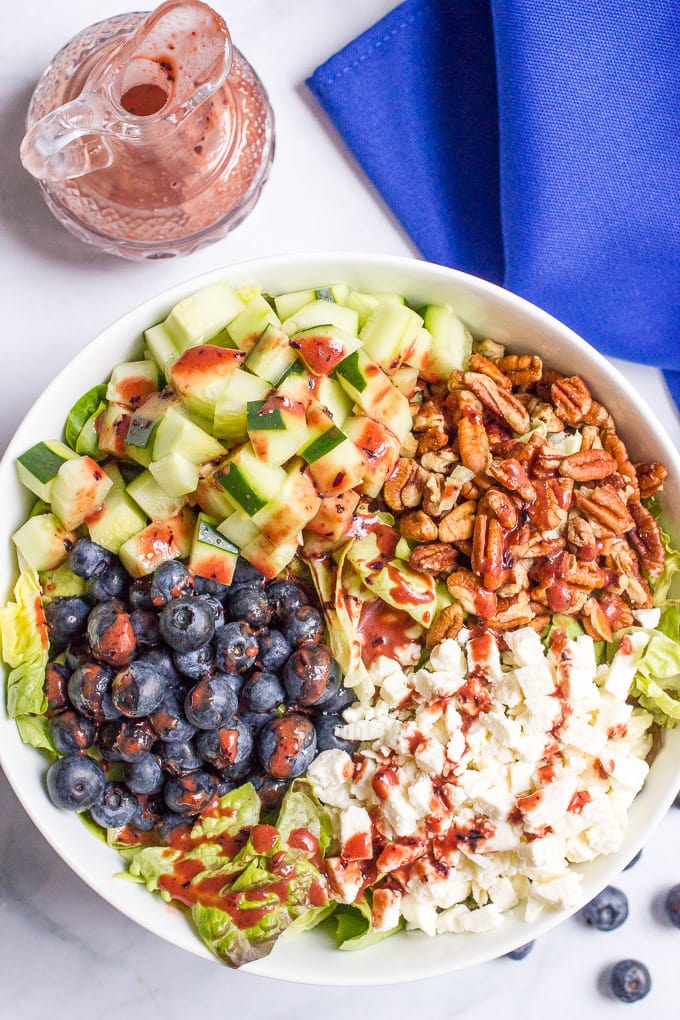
xmin=630 ymin=605 xmax=680 ymax=726
xmin=0 ymin=569 xmax=49 ymax=723
xmin=332 ymin=897 xmax=403 ymax=952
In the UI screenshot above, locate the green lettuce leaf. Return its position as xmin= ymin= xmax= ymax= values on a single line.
xmin=15 ymin=714 xmax=56 ymax=754
xmin=332 ymin=897 xmax=403 ymax=952
xmin=346 ymin=532 xmax=437 ymax=629
xmin=275 ymin=780 xmax=334 ymax=856
xmin=0 ymin=569 xmax=49 ymax=721
xmin=629 ymin=606 xmax=680 ymax=726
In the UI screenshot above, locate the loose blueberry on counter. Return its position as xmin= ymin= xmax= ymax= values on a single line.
xmin=43 ymin=661 xmax=71 ymax=715
xmin=128 ymin=576 xmax=153 ymax=611
xmin=257 ymin=629 xmax=292 ymax=672
xmin=227 ymin=586 xmax=272 ymax=629
xmin=258 ymin=713 xmax=317 ymax=779
xmin=173 ymin=643 xmax=214 ymax=681
xmin=213 ymin=621 xmax=259 ymax=674
xmin=315 ymin=713 xmax=356 ymax=754
xmin=159 ymin=597 xmax=215 ymax=652
xmin=280 ymin=604 xmax=324 ymax=647
xmin=68 ymin=538 xmax=113 ymax=579
xmin=610 ymin=960 xmax=651 ymax=1003
xmin=90 ymin=781 xmax=138 ymax=828
xmin=504 ymin=941 xmax=535 ymax=960
xmin=45 ymin=597 xmax=91 ymax=647
xmin=184 ymin=676 xmax=238 ymax=730
xmin=267 ymin=580 xmax=309 ymax=621
xmin=98 ymin=718 xmax=155 ymax=763
xmin=282 ymin=645 xmax=341 ymax=707
xmin=148 ymin=691 xmax=197 ymax=743
xmin=195 ymin=593 xmax=225 ymax=629
xmin=163 ymin=770 xmax=217 ymax=815
xmin=581 ymin=886 xmax=628 ymax=931
xmin=86 ymin=559 xmax=128 ymax=602
xmin=150 ymin=559 xmax=195 ymax=607
xmin=46 ymin=753 xmax=105 ymax=811
xmin=155 ymin=738 xmax=202 ymax=775
xmin=241 ymin=671 xmax=286 ymax=714
xmin=124 ymin=752 xmax=165 ymax=795
xmin=111 ymin=659 xmax=167 ymax=718
xmin=665 ymin=884 xmax=680 ymax=928
xmin=230 ymin=558 xmax=266 ymax=591
xmin=130 ymin=609 xmax=161 ymax=649
xmin=196 ymin=719 xmax=253 ymax=769
xmin=68 ymin=662 xmax=117 ymax=721
xmin=623 ymin=848 xmax=643 ymax=871
xmin=87 ymin=599 xmax=136 ymax=668
xmin=48 ymin=709 xmax=97 ymax=754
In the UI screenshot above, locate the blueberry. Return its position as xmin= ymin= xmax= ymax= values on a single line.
xmin=315 ymin=713 xmax=356 ymax=754
xmin=184 ymin=676 xmax=238 ymax=730
xmin=98 ymin=718 xmax=155 ymax=762
xmin=193 ymin=576 xmax=230 ymax=600
xmin=68 ymin=538 xmax=113 ymax=579
xmin=144 ymin=647 xmax=183 ymax=692
xmin=218 ymin=755 xmax=254 ymax=783
xmin=148 ymin=692 xmax=197 ymax=743
xmin=130 ymin=609 xmax=161 ymax=649
xmin=282 ymin=645 xmax=341 ymax=707
xmin=46 ymin=754 xmax=105 ymax=811
xmin=111 ymin=660 xmax=167 ymax=718
xmin=129 ymin=794 xmax=164 ymax=833
xmin=90 ymin=781 xmax=137 ymax=828
xmin=124 ymin=753 xmax=164 ymax=795
xmin=173 ymin=643 xmax=214 ymax=681
xmin=231 ymin=558 xmax=266 ymax=590
xmin=319 ymin=682 xmax=357 ymax=715
xmin=257 ymin=629 xmax=292 ymax=672
xmin=251 ymin=771 xmax=289 ymax=810
xmin=267 ymin=580 xmax=309 ymax=621
xmin=196 ymin=719 xmax=253 ymax=769
xmin=48 ymin=710 xmax=97 ymax=754
xmin=43 ymin=661 xmax=70 ymax=714
xmin=610 ymin=960 xmax=651 ymax=1003
xmin=241 ymin=671 xmax=286 ymax=714
xmin=159 ymin=597 xmax=214 ymax=652
xmin=258 ymin=713 xmax=317 ymax=779
xmin=213 ymin=670 xmax=244 ymax=697
xmin=580 ymin=886 xmax=628 ymax=931
xmin=163 ymin=770 xmax=217 ymax=816
xmin=45 ymin=597 xmax=91 ymax=646
xmin=195 ymin=593 xmax=225 ymax=629
xmin=280 ymin=604 xmax=324 ymax=646
xmin=673 ymin=790 xmax=680 ymax=809
xmin=227 ymin=586 xmax=272 ymax=629
xmin=67 ymin=662 xmax=115 ymax=721
xmin=215 ymin=778 xmax=238 ymax=797
xmin=240 ymin=709 xmax=276 ymax=733
xmin=87 ymin=599 xmax=136 ymax=668
xmin=665 ymin=884 xmax=680 ymax=928
xmin=63 ymin=636 xmax=91 ymax=672
xmin=128 ymin=576 xmax=153 ymax=611
xmin=86 ymin=560 xmax=128 ymax=602
xmin=213 ymin=621 xmax=259 ymax=674
xmin=504 ymin=941 xmax=535 ymax=960
xmin=156 ymin=739 xmax=202 ymax=775
xmin=150 ymin=560 xmax=194 ymax=607
xmin=623 ymin=848 xmax=643 ymax=871
xmin=157 ymin=810 xmax=192 ymax=844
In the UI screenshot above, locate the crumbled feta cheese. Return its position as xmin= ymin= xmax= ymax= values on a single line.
xmin=340 ymin=805 xmax=373 ymax=861
xmin=633 ymin=607 xmax=661 ymax=628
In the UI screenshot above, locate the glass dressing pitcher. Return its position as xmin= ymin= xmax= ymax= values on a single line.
xmin=20 ymin=0 xmax=274 ymax=259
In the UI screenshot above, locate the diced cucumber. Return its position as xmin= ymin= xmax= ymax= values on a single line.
xmin=97 ymin=402 xmax=131 ymax=457
xmin=276 ymin=359 xmax=314 ymax=407
xmin=102 ymin=462 xmax=126 ymax=491
xmin=245 ymin=325 xmax=298 ymax=385
xmin=252 ymin=459 xmax=321 ymax=546
xmin=16 ymin=440 xmax=78 ymax=502
xmin=169 ymin=344 xmax=245 ymax=419
xmin=308 ymin=376 xmax=353 ymax=425
xmin=189 ymin=513 xmax=239 ymax=585
xmin=215 ymin=444 xmax=286 ymax=517
xmin=64 ymin=384 xmax=107 ymax=450
xmin=164 ymin=281 xmax=246 ymax=353
xmin=217 ymin=509 xmax=261 ymax=549
xmin=300 ymin=404 xmax=346 ymax=465
xmin=390 ymin=364 xmax=419 ymax=398
xmin=281 ymin=299 xmax=359 ymax=337
xmin=246 ymin=396 xmax=308 ymax=466
xmin=289 ymin=324 xmax=362 ymax=376
xmin=420 ymin=305 xmax=473 ymax=382
xmin=75 ymin=403 xmax=106 ymax=459
xmin=343 ymin=416 xmax=401 ymax=498
xmin=226 ymin=294 xmax=281 ymax=352
xmin=124 ymin=390 xmax=179 ymax=467
xmin=240 ymin=531 xmax=299 ymax=580
xmin=368 ymin=385 xmax=413 ymax=444
xmin=345 ymin=290 xmax=405 ymax=329
xmin=314 ymin=284 xmax=350 ymax=304
xmin=306 ymin=434 xmax=366 ymax=496
xmin=118 ymin=507 xmax=195 ymax=577
xmin=39 ymin=562 xmax=86 ymax=605
xmin=86 ymin=487 xmax=148 ymax=553
xmin=106 ymin=361 xmax=159 ymax=408
xmin=304 ymin=489 xmax=360 ymax=542
xmin=51 ymin=456 xmax=113 ymax=531
xmin=149 ymin=452 xmax=200 ymax=498
xmin=404 ymin=327 xmax=433 ymax=370
xmin=195 ymin=470 xmax=238 ymax=521
xmin=152 ymin=405 xmax=225 ymax=464
xmin=12 ymin=513 xmax=76 ymax=571
xmin=144 ymin=322 xmax=179 ymax=375
xmin=334 ymin=350 xmax=412 ymax=442
xmin=360 ymin=299 xmax=423 ymax=374
xmin=273 ymin=289 xmax=315 ymax=321
xmin=212 ymin=369 xmax=270 ymax=441
xmin=127 ymin=469 xmax=187 ymax=520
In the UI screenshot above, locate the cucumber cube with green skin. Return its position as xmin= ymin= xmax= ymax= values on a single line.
xmin=194 ymin=469 xmax=238 ymax=521
xmin=273 ymin=289 xmax=316 ymax=321
xmin=246 ymin=396 xmax=308 ymax=466
xmin=51 ymin=456 xmax=114 ymax=531
xmin=39 ymin=562 xmax=86 ymax=606
xmin=163 ymin=281 xmax=246 ymax=353
xmin=305 ymin=429 xmax=366 ymax=497
xmin=240 ymin=531 xmax=299 ymax=580
xmin=97 ymin=402 xmax=131 ymax=457
xmin=252 ymin=458 xmax=322 ymax=546
xmin=343 ymin=416 xmax=401 ymax=498
xmin=314 ymin=284 xmax=350 ymax=304
xmin=419 ymin=305 xmax=473 ymax=382
xmin=64 ymin=383 xmax=108 ymax=450
xmin=390 ymin=364 xmax=419 ymax=398
xmin=124 ymin=389 xmax=180 ymax=467
xmin=215 ymin=444 xmax=287 ymax=517
xmin=75 ymin=402 xmax=107 ymax=459
xmin=12 ymin=513 xmax=77 ymax=571
xmin=118 ymin=506 xmax=195 ymax=577
xmin=299 ymin=403 xmax=346 ymax=464
xmin=16 ymin=440 xmax=78 ymax=501
xmin=106 ymin=361 xmax=159 ymax=408
xmin=149 ymin=452 xmax=200 ymax=498
xmin=305 ymin=489 xmax=360 ymax=543
xmin=333 ymin=349 xmax=394 ymax=407
xmin=245 ymin=324 xmax=298 ymax=385
xmin=101 ymin=462 xmax=126 ymax=492
xmin=189 ymin=513 xmax=240 ymax=586
xmin=359 ymin=299 xmax=423 ymax=375
xmin=367 ymin=385 xmax=414 ymax=444
xmin=276 ymin=360 xmax=314 ymax=407
xmin=308 ymin=375 xmax=353 ymax=425
xmin=281 ymin=299 xmax=359 ymax=338
xmin=86 ymin=488 xmax=148 ymax=553
xmin=169 ymin=344 xmax=246 ymax=419
xmin=152 ymin=405 xmax=226 ymax=464
xmin=404 ymin=326 xmax=433 ymax=371
xmin=289 ymin=325 xmax=362 ymax=377
xmin=226 ymin=294 xmax=282 ymax=352
xmin=127 ymin=470 xmax=187 ymax=520
xmin=144 ymin=322 xmax=179 ymax=375
xmin=212 ymin=369 xmax=271 ymax=441
xmin=217 ymin=509 xmax=261 ymax=549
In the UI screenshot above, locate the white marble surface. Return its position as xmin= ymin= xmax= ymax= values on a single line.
xmin=2 ymin=1 xmax=680 ymax=1015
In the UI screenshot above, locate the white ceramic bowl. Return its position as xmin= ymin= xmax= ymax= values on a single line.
xmin=1 ymin=252 xmax=680 ymax=985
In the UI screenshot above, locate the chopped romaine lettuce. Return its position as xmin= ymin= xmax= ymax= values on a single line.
xmin=0 ymin=569 xmax=49 ymax=725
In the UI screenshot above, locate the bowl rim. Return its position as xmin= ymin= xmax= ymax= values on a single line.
xmin=2 ymin=250 xmax=680 ymax=985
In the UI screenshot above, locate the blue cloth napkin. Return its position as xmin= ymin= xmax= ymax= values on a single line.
xmin=307 ymin=0 xmax=680 ymax=408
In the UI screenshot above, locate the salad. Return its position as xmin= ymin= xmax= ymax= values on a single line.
xmin=1 ymin=278 xmax=679 ymax=968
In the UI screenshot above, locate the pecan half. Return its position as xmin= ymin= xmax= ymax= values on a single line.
xmin=419 ymin=448 xmax=458 ymax=474
xmin=573 ymin=484 xmax=634 ymax=535
xmin=471 ymin=514 xmax=506 ymax=591
xmin=483 ymin=488 xmax=518 ymax=530
xmin=493 ymin=354 xmax=543 ymax=388
xmin=559 ymin=449 xmax=618 ymax=482
xmin=426 ymin=604 xmax=464 ymax=647
xmin=463 ymin=372 xmax=531 ymax=434
xmin=566 ymin=513 xmax=599 ymax=561
xmin=628 ymin=500 xmax=665 ymax=578
xmin=527 ymin=479 xmax=569 ymax=531
xmin=446 ymin=568 xmax=498 ymax=619
xmin=454 ymin=390 xmax=490 ymax=475
xmin=607 ymin=538 xmax=653 ymax=607
xmin=582 ymin=596 xmax=614 ymax=642
xmin=522 ymin=396 xmax=565 ymax=434
xmin=410 ymin=542 xmax=458 ymax=576
xmin=562 ymin=553 xmax=607 ymax=589
xmin=472 ymin=337 xmax=506 ymax=360
xmin=413 ymin=400 xmax=447 ymax=433
xmin=582 ymin=400 xmax=614 ymax=429
xmin=399 ymin=510 xmax=438 ymax=543
xmin=417 ymin=428 xmax=449 ymax=455
xmin=602 ymin=431 xmax=639 ymax=495
xmin=579 ymin=426 xmax=604 ymax=451
xmin=488 ymin=591 xmax=534 ymax=631
xmin=469 ymin=352 xmax=513 ymax=390
xmin=439 ymin=500 xmax=477 ymax=543
xmin=550 ymin=376 xmax=592 ymax=426
xmin=487 ymin=457 xmax=536 ymax=502
xmin=635 ymin=461 xmax=668 ymax=500
xmin=384 ymin=458 xmax=427 ymax=511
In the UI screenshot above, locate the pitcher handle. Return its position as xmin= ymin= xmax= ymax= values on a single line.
xmin=20 ymin=94 xmax=114 ymax=182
